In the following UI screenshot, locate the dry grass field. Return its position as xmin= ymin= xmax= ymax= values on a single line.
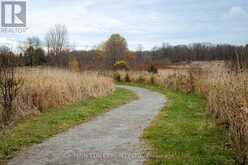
xmin=0 ymin=68 xmax=114 ymax=126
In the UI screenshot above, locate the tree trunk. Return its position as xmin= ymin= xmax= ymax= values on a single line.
xmin=236 ymin=155 xmax=247 ymax=165
xmin=2 ymin=105 xmax=11 ymax=125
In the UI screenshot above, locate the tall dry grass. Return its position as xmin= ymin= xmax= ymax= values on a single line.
xmin=207 ymin=71 xmax=248 ymax=165
xmin=0 ymin=68 xmax=114 ymax=125
xmin=114 ymin=62 xmax=248 ymax=164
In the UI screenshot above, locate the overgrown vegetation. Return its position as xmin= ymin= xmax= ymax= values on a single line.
xmin=147 ymin=64 xmax=158 ymax=74
xmin=225 ymin=46 xmax=248 ymax=72
xmin=113 ymin=60 xmax=129 ymax=70
xmin=207 ymin=71 xmax=248 ymax=165
xmin=0 ymin=87 xmax=137 ymax=163
xmin=0 ymin=68 xmax=114 ymax=126
xmin=0 ymin=49 xmax=23 ymax=126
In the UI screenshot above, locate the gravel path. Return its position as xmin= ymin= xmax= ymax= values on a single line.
xmin=9 ymin=85 xmax=166 ymax=165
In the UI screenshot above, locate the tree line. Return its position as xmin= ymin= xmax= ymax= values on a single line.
xmin=1 ymin=24 xmax=248 ymax=71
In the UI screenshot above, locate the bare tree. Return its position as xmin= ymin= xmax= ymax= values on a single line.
xmin=27 ymin=37 xmax=40 ymax=49
xmin=136 ymin=44 xmax=144 ymax=64
xmin=19 ymin=37 xmax=40 ymax=52
xmin=0 ymin=48 xmax=22 ymax=125
xmin=45 ymin=24 xmax=69 ymax=56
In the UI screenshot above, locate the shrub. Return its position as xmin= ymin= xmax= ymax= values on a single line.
xmin=0 ymin=53 xmax=23 ymax=125
xmin=137 ymin=75 xmax=145 ymax=83
xmin=150 ymin=75 xmax=155 ymax=84
xmin=113 ymin=60 xmax=129 ymax=70
xmin=113 ymin=72 xmax=121 ymax=82
xmin=68 ymin=55 xmax=80 ymax=72
xmin=125 ymin=73 xmax=131 ymax=82
xmin=148 ymin=64 xmax=158 ymax=74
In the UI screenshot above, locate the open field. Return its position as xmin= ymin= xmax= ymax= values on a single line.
xmin=0 ymin=68 xmax=114 ymax=126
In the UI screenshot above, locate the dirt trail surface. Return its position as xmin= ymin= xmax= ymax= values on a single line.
xmin=9 ymin=85 xmax=166 ymax=165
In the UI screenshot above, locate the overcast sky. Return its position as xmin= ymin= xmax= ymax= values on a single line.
xmin=1 ymin=0 xmax=248 ymax=50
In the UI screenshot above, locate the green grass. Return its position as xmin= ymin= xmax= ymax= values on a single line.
xmin=122 ymin=83 xmax=234 ymax=165
xmin=0 ymin=87 xmax=137 ymax=163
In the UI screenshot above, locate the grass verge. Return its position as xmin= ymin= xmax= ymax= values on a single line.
xmin=122 ymin=83 xmax=234 ymax=165
xmin=0 ymin=87 xmax=137 ymax=163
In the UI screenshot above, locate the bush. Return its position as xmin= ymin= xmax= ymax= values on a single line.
xmin=137 ymin=76 xmax=145 ymax=83
xmin=0 ymin=53 xmax=22 ymax=125
xmin=113 ymin=72 xmax=121 ymax=82
xmin=148 ymin=64 xmax=158 ymax=74
xmin=113 ymin=60 xmax=129 ymax=70
xmin=150 ymin=75 xmax=155 ymax=84
xmin=125 ymin=73 xmax=131 ymax=82
xmin=68 ymin=55 xmax=80 ymax=72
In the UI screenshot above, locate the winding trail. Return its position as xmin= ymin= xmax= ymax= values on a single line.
xmin=9 ymin=85 xmax=166 ymax=165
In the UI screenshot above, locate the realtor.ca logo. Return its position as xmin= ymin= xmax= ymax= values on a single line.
xmin=1 ymin=0 xmax=28 ymax=33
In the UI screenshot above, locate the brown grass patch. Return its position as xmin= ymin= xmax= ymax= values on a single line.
xmin=0 ymin=68 xmax=114 ymax=125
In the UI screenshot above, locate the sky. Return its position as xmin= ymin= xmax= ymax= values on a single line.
xmin=0 ymin=0 xmax=248 ymax=50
